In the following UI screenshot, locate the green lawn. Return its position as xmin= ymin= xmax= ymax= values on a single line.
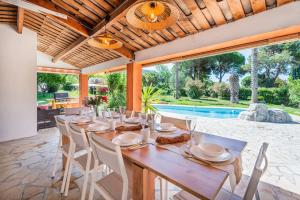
xmin=156 ymin=95 xmax=300 ymax=116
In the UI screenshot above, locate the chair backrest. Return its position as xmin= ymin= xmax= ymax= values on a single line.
xmin=161 ymin=115 xmax=187 ymax=130
xmin=243 ymin=142 xmax=269 ymax=200
xmin=55 ymin=116 xmax=69 ymax=137
xmin=67 ymin=123 xmax=90 ymax=150
xmin=64 ymin=107 xmax=81 ymax=115
xmin=88 ymin=133 xmax=129 ymax=200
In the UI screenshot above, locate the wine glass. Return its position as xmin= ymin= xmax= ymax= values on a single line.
xmin=185 ymin=116 xmax=197 ymax=147
xmin=119 ymin=106 xmax=126 ymax=124
xmin=139 ymin=113 xmax=148 ymax=129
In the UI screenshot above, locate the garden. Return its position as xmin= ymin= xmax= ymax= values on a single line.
xmin=37 ymin=40 xmax=300 ymax=116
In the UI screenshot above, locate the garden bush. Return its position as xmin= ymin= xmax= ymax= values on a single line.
xmin=254 ymin=87 xmax=289 ymax=105
xmin=185 ymin=79 xmax=205 ymax=99
xmin=288 ymin=79 xmax=300 ymax=107
xmin=239 ymin=87 xmax=252 ymax=100
xmin=258 ymin=88 xmax=274 ymax=104
xmin=210 ymin=83 xmax=230 ymax=99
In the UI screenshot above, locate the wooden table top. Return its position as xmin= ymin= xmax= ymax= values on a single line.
xmin=59 ymin=115 xmax=247 ymax=200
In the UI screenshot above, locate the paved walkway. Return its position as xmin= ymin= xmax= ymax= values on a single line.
xmin=160 ymin=111 xmax=300 ymax=196
xmin=0 ymin=115 xmax=299 ymax=199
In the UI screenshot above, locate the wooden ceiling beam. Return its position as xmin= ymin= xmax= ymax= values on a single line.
xmin=52 ymin=0 xmax=137 ymax=63
xmin=17 ymin=7 xmax=24 ymax=33
xmin=25 ymin=0 xmax=90 ymax=37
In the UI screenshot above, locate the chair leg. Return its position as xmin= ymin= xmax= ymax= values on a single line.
xmin=88 ymin=177 xmax=95 ymax=200
xmin=81 ymin=171 xmax=89 ymax=200
xmin=51 ymin=146 xmax=60 ymax=179
xmin=63 ymin=159 xmax=73 ymax=196
xmin=159 ymin=178 xmax=168 ymax=200
xmin=60 ymin=154 xmax=71 ymax=194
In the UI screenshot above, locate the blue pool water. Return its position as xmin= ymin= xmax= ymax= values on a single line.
xmin=154 ymin=104 xmax=245 ymax=119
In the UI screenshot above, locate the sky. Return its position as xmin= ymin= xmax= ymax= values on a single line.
xmin=144 ymin=48 xmax=253 ymax=83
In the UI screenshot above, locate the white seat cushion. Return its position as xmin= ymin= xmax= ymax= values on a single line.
xmin=173 ymin=189 xmax=242 ymax=200
xmin=96 ymin=172 xmax=131 ymax=200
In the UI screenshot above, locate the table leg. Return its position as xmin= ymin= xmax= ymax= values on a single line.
xmin=132 ymin=163 xmax=155 ymax=200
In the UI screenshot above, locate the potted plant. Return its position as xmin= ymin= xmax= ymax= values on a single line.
xmin=87 ymin=86 xmax=108 ymax=117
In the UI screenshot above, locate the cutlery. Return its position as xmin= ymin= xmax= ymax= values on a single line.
xmin=128 ymin=143 xmax=148 ymax=151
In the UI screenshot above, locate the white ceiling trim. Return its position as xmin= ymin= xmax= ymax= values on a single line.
xmin=37 ymin=51 xmax=78 ymax=69
xmin=81 ymin=57 xmax=129 ymax=74
xmin=135 ymin=2 xmax=300 ymax=63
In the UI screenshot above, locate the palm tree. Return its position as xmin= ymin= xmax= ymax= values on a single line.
xmin=229 ymin=73 xmax=239 ymax=103
xmin=142 ymin=85 xmax=161 ymax=113
xmin=251 ymin=48 xmax=258 ymax=103
xmin=175 ymin=63 xmax=180 ymax=99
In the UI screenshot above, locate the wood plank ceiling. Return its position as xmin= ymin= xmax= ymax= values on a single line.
xmin=0 ymin=0 xmax=295 ymax=68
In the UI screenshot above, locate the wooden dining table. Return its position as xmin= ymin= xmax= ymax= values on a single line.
xmin=59 ymin=115 xmax=247 ymax=200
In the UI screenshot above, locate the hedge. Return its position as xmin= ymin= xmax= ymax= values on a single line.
xmin=239 ymin=87 xmax=289 ymax=105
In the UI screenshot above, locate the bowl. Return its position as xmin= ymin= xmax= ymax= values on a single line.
xmin=198 ymin=143 xmax=225 ymax=157
xmin=159 ymin=123 xmax=174 ymax=130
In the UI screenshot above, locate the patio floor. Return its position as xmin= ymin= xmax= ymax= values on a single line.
xmin=0 ymin=119 xmax=300 ymax=200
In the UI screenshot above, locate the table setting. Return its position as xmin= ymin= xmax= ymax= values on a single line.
xmin=58 ymin=110 xmax=246 ymax=199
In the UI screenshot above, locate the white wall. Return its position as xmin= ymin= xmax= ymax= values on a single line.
xmin=37 ymin=51 xmax=78 ymax=69
xmin=0 ymin=24 xmax=37 ymax=142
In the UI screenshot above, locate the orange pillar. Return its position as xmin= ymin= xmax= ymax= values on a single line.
xmin=126 ymin=62 xmax=142 ymax=112
xmin=79 ymin=74 xmax=88 ymax=106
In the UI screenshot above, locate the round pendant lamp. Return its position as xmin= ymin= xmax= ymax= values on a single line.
xmin=126 ymin=0 xmax=179 ymax=31
xmin=88 ymin=33 xmax=123 ymax=49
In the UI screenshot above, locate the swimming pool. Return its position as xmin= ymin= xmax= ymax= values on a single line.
xmin=154 ymin=104 xmax=245 ymax=119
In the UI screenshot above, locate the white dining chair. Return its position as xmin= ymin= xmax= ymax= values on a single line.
xmin=87 ymin=132 xmax=131 ymax=200
xmin=173 ymin=142 xmax=269 ymax=200
xmin=63 ymin=123 xmax=96 ymax=200
xmin=157 ymin=115 xmax=188 ymax=200
xmin=161 ymin=115 xmax=187 ymax=130
xmin=51 ymin=116 xmax=87 ymax=194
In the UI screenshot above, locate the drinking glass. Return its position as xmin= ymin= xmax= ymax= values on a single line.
xmin=185 ymin=116 xmax=197 ymax=147
xmin=107 ymin=108 xmax=112 ymax=119
xmin=119 ymin=106 xmax=126 ymax=124
xmin=139 ymin=113 xmax=148 ymax=129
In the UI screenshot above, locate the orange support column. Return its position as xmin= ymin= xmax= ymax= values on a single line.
xmin=126 ymin=62 xmax=142 ymax=112
xmin=79 ymin=74 xmax=88 ymax=106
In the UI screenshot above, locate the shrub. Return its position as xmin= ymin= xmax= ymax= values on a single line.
xmin=258 ymin=88 xmax=274 ymax=104
xmin=255 ymin=87 xmax=289 ymax=105
xmin=239 ymin=87 xmax=252 ymax=100
xmin=211 ymin=83 xmax=230 ymax=99
xmin=288 ymin=79 xmax=300 ymax=107
xmin=185 ymin=79 xmax=205 ymax=99
xmin=273 ymin=87 xmax=289 ymax=105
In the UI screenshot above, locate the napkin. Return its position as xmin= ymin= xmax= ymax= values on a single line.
xmin=156 ymin=133 xmax=191 ymax=144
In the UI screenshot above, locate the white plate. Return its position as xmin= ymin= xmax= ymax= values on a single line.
xmin=190 ymin=145 xmax=232 ymax=162
xmin=87 ymin=123 xmax=110 ymax=132
xmin=71 ymin=116 xmax=91 ymax=124
xmin=198 ymin=143 xmax=225 ymax=157
xmin=112 ymin=132 xmax=143 ymax=147
xmin=155 ymin=123 xmax=177 ymax=132
xmin=124 ymin=117 xmax=140 ymax=124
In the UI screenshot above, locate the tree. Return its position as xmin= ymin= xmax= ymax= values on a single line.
xmin=37 ymin=73 xmax=64 ymax=93
xmin=229 ymin=73 xmax=239 ymax=103
xmin=211 ymin=52 xmax=245 ymax=82
xmin=174 ymin=63 xmax=180 ymax=99
xmin=251 ymin=48 xmax=258 ymax=103
xmin=241 ymin=75 xmax=251 ymax=88
xmin=142 ymin=65 xmax=172 ymax=94
xmin=256 ymin=46 xmax=291 ymax=87
xmin=106 ymin=73 xmax=126 ymax=108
